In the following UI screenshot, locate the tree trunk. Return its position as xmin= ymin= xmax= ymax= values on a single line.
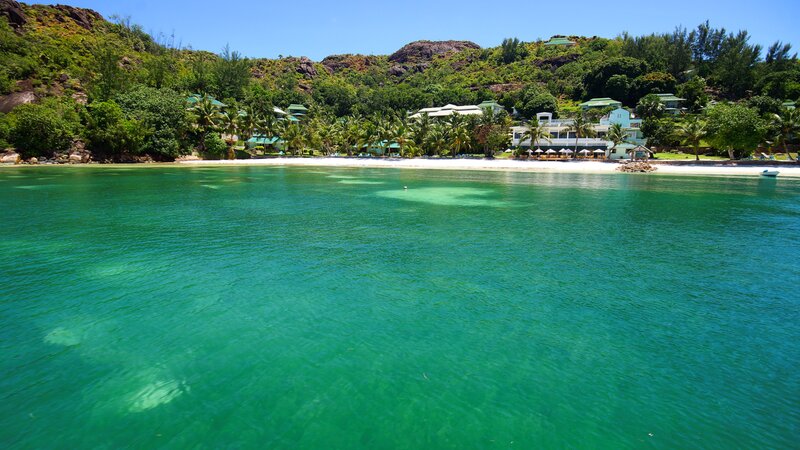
xmin=727 ymin=148 xmax=735 ymax=160
xmin=695 ymin=145 xmax=699 ymax=161
xmin=784 ymin=142 xmax=795 ymax=161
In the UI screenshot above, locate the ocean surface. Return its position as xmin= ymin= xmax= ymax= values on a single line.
xmin=1 ymin=165 xmax=798 ymax=449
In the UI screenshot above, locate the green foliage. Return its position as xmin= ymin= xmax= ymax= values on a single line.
xmin=0 ymin=113 xmax=11 ymax=149
xmin=584 ymin=57 xmax=648 ymax=100
xmin=500 ymin=38 xmax=527 ymax=64
xmin=745 ymin=95 xmax=783 ymax=117
xmin=636 ymin=94 xmax=665 ymax=120
xmin=8 ymin=98 xmax=82 ymax=158
xmin=214 ymin=45 xmax=251 ymax=100
xmin=705 ymin=103 xmax=766 ymax=158
xmin=203 ymin=133 xmax=227 ymax=158
xmin=676 ymin=77 xmax=709 ymax=112
xmin=84 ymin=101 xmax=147 ymax=157
xmin=115 ymin=85 xmax=189 ymax=158
xmin=642 ymin=117 xmax=680 ymax=147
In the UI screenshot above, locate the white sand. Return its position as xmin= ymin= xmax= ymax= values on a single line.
xmin=178 ymin=157 xmax=800 ymax=178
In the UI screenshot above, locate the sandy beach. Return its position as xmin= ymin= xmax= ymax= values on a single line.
xmin=178 ymin=157 xmax=800 ymax=178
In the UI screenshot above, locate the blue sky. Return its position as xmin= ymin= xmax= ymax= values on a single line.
xmin=37 ymin=0 xmax=799 ymax=60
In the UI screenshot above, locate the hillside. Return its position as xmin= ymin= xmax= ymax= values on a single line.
xmin=0 ymin=0 xmax=798 ymax=162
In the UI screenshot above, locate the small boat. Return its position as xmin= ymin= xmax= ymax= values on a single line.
xmin=760 ymin=170 xmax=779 ymax=177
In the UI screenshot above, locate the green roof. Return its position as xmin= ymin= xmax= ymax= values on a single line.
xmin=544 ymin=37 xmax=576 ymax=46
xmin=783 ymin=101 xmax=796 ymax=109
xmin=247 ymin=135 xmax=283 ymax=145
xmin=477 ymin=100 xmax=503 ymax=109
xmin=579 ymin=98 xmax=622 ymax=108
xmin=186 ymin=94 xmax=226 ymax=108
xmin=287 ymin=104 xmax=308 ymax=112
xmin=655 ymin=93 xmax=685 ymax=103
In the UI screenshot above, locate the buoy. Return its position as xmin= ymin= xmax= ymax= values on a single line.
xmin=403 ymin=186 xmax=408 ymax=190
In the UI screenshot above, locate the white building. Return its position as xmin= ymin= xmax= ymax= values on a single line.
xmin=510 ymin=110 xmax=646 ymax=160
xmin=410 ymin=101 xmax=505 ymax=119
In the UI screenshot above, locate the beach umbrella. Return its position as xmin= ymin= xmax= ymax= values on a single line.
xmin=526 ymin=149 xmax=534 ymax=154
xmin=545 ymin=149 xmax=556 ymax=154
xmin=563 ymin=149 xmax=574 ymax=154
xmin=593 ymin=149 xmax=605 ymax=154
xmin=579 ymin=149 xmax=590 ymax=154
xmin=558 ymin=149 xmax=568 ymax=154
xmin=535 ymin=149 xmax=544 ymax=154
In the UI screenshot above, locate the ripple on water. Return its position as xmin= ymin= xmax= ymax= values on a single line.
xmin=376 ymin=186 xmax=516 ymax=207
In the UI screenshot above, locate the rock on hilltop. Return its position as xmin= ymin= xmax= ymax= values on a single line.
xmin=388 ymin=40 xmax=480 ymax=64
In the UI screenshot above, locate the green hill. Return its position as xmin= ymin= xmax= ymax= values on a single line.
xmin=0 ymin=0 xmax=798 ymax=161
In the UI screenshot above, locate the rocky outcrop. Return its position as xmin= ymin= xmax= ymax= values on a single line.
xmin=0 ymin=0 xmax=26 ymax=30
xmin=66 ymin=140 xmax=91 ymax=164
xmin=1 ymin=150 xmax=20 ymax=164
xmin=388 ymin=40 xmax=480 ymax=64
xmin=488 ymin=83 xmax=524 ymax=93
xmin=0 ymin=89 xmax=35 ymax=113
xmin=320 ymin=54 xmax=378 ymax=73
xmin=617 ymin=162 xmax=657 ymax=173
xmin=388 ymin=63 xmax=428 ymax=77
xmin=51 ymin=4 xmax=102 ymax=30
xmin=295 ymin=57 xmax=317 ymax=78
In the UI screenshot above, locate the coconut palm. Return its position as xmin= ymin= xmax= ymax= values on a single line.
xmin=607 ymin=123 xmax=628 ymax=149
xmin=446 ymin=114 xmax=471 ymax=157
xmin=219 ymin=109 xmax=239 ymax=159
xmin=426 ymin=124 xmax=447 ymax=157
xmin=677 ymin=117 xmax=707 ymax=161
xmin=391 ymin=118 xmax=413 ymax=158
xmin=237 ymin=106 xmax=258 ymax=153
xmin=410 ymin=113 xmax=432 ymax=156
xmin=770 ymin=108 xmax=799 ymax=161
xmin=565 ymin=114 xmax=596 ymax=159
xmin=190 ymin=95 xmax=221 ymax=153
xmin=519 ymin=120 xmax=551 ymax=153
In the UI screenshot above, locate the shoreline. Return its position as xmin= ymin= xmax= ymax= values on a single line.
xmin=3 ymin=158 xmax=800 ymax=178
xmin=178 ymin=157 xmax=800 ymax=178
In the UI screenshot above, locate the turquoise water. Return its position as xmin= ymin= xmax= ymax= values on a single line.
xmin=1 ymin=166 xmax=798 ymax=449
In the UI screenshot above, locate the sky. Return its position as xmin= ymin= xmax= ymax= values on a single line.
xmin=35 ymin=0 xmax=800 ymax=60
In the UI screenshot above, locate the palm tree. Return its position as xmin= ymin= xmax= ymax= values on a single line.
xmin=219 ymin=109 xmax=238 ymax=160
xmin=565 ymin=114 xmax=596 ymax=159
xmin=446 ymin=114 xmax=471 ymax=157
xmin=237 ymin=106 xmax=258 ymax=154
xmin=426 ymin=124 xmax=447 ymax=157
xmin=279 ymin=119 xmax=303 ymax=156
xmin=519 ymin=120 xmax=551 ymax=156
xmin=677 ymin=117 xmax=707 ymax=161
xmin=770 ymin=108 xmax=799 ymax=161
xmin=475 ymin=108 xmax=498 ymax=157
xmin=410 ymin=113 xmax=432 ymax=156
xmin=391 ymin=118 xmax=413 ymax=158
xmin=607 ymin=122 xmax=628 ymax=151
xmin=256 ymin=113 xmax=277 ymax=154
xmin=190 ymin=95 xmax=221 ymax=153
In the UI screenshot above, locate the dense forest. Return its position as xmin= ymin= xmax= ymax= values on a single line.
xmin=0 ymin=1 xmax=798 ymax=161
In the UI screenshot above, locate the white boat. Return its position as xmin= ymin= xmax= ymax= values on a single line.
xmin=760 ymin=170 xmax=779 ymax=177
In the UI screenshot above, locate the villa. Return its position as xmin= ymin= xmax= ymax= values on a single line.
xmin=579 ymin=98 xmax=623 ymax=111
xmin=655 ymin=93 xmax=686 ymax=114
xmin=410 ymin=101 xmax=505 ymax=118
xmin=510 ymin=108 xmax=646 ymax=160
xmin=287 ymin=104 xmax=309 ymax=118
xmin=543 ymin=36 xmax=576 ymax=46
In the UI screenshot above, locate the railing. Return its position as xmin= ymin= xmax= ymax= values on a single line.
xmin=512 ymin=138 xmax=610 ymax=147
